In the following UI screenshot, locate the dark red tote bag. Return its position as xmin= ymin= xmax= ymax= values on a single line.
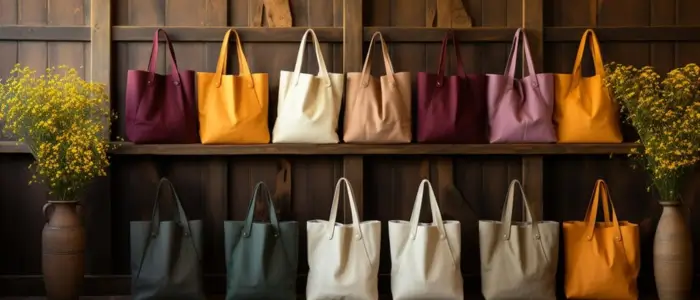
xmin=416 ymin=31 xmax=487 ymax=143
xmin=125 ymin=29 xmax=198 ymax=144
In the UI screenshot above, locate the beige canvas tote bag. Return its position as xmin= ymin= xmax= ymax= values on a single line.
xmin=272 ymin=28 xmax=345 ymax=144
xmin=344 ymin=31 xmax=412 ymax=143
xmin=478 ymin=179 xmax=559 ymax=300
xmin=389 ymin=179 xmax=463 ymax=300
xmin=306 ymin=178 xmax=381 ymax=300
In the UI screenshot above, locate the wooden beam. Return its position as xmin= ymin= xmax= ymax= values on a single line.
xmin=544 ymin=26 xmax=700 ymax=42
xmin=521 ymin=156 xmax=544 ymax=222
xmin=0 ymin=142 xmax=641 ymax=155
xmin=343 ymin=0 xmax=363 ymax=72
xmin=111 ymin=26 xmax=343 ymax=42
xmin=341 ymin=0 xmax=364 ymax=222
xmin=343 ymin=156 xmax=364 ymax=222
xmin=85 ymin=0 xmax=112 ymax=275
xmin=0 ymin=26 xmax=90 ymax=41
xmin=522 ymin=0 xmax=543 ymax=71
xmin=363 ymin=27 xmax=516 ymax=42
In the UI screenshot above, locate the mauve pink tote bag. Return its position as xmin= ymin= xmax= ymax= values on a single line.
xmin=485 ymin=28 xmax=556 ymax=143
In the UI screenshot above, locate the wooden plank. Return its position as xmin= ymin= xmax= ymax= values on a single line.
xmin=0 ymin=25 xmax=90 ymax=41
xmin=522 ymin=0 xmax=543 ymax=71
xmin=0 ymin=142 xmax=641 ymax=155
xmin=343 ymin=0 xmax=362 ymax=72
xmin=111 ymin=26 xmax=343 ymax=42
xmin=7 ymin=25 xmax=700 ymax=43
xmin=342 ymin=156 xmax=363 ymax=222
xmin=262 ymin=0 xmax=292 ymax=27
xmin=521 ymin=156 xmax=543 ymax=222
xmin=363 ymin=27 xmax=516 ymax=42
xmin=544 ymin=26 xmax=700 ymax=41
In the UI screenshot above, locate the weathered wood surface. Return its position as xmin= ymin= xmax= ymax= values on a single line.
xmin=0 ymin=0 xmax=699 ymax=298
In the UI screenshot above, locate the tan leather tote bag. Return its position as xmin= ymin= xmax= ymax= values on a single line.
xmin=478 ymin=179 xmax=559 ymax=300
xmin=344 ymin=31 xmax=412 ymax=143
xmin=306 ymin=178 xmax=381 ymax=300
xmin=389 ymin=179 xmax=463 ymax=300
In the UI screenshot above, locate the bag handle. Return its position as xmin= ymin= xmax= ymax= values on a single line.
xmin=214 ymin=29 xmax=255 ymax=89
xmin=149 ymin=178 xmax=195 ymax=237
xmin=137 ymin=177 xmax=198 ymax=279
xmin=583 ymin=179 xmax=623 ymax=242
xmin=504 ymin=28 xmax=540 ymax=89
xmin=242 ymin=182 xmax=281 ymax=237
xmin=359 ymin=31 xmax=396 ymax=87
xmin=326 ymin=178 xmax=363 ymax=240
xmin=570 ymin=29 xmax=605 ymax=90
xmin=146 ymin=29 xmax=183 ymax=85
xmin=499 ymin=179 xmax=543 ymax=241
xmin=435 ymin=30 xmax=467 ymax=87
xmin=408 ymin=179 xmax=446 ymax=239
xmin=292 ymin=29 xmax=332 ymax=87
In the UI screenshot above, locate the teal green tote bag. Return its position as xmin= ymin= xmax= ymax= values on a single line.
xmin=224 ymin=181 xmax=299 ymax=299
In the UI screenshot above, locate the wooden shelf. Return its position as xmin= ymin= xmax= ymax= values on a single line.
xmin=0 ymin=141 xmax=638 ymax=156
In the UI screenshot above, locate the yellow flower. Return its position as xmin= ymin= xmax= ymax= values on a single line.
xmin=0 ymin=64 xmax=118 ymax=201
xmin=604 ymin=62 xmax=700 ymax=202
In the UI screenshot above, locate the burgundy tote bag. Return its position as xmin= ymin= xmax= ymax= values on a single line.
xmin=125 ymin=29 xmax=198 ymax=144
xmin=486 ymin=28 xmax=556 ymax=143
xmin=417 ymin=31 xmax=487 ymax=144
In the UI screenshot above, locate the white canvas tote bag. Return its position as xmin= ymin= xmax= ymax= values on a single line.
xmin=272 ymin=28 xmax=345 ymax=143
xmin=306 ymin=178 xmax=381 ymax=300
xmin=388 ymin=179 xmax=464 ymax=300
xmin=478 ymin=179 xmax=559 ymax=300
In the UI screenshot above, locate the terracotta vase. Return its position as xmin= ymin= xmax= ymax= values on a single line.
xmin=42 ymin=201 xmax=85 ymax=300
xmin=653 ymin=201 xmax=693 ymax=300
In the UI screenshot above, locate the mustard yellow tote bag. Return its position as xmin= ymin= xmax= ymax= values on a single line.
xmin=197 ymin=29 xmax=269 ymax=144
xmin=553 ymin=29 xmax=622 ymax=143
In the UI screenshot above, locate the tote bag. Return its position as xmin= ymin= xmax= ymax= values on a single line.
xmin=486 ymin=28 xmax=556 ymax=143
xmin=389 ymin=179 xmax=463 ymax=300
xmin=344 ymin=31 xmax=412 ymax=143
xmin=478 ymin=179 xmax=559 ymax=300
xmin=553 ymin=29 xmax=623 ymax=143
xmin=564 ymin=179 xmax=640 ymax=299
xmin=306 ymin=178 xmax=381 ymax=300
xmin=130 ymin=178 xmax=204 ymax=300
xmin=224 ymin=182 xmax=298 ymax=300
xmin=125 ymin=29 xmax=198 ymax=144
xmin=197 ymin=29 xmax=269 ymax=144
xmin=272 ymin=29 xmax=345 ymax=143
xmin=417 ymin=30 xmax=487 ymax=144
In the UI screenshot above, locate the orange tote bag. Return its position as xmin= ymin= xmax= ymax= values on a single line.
xmin=553 ymin=29 xmax=623 ymax=143
xmin=563 ymin=179 xmax=640 ymax=299
xmin=197 ymin=29 xmax=269 ymax=144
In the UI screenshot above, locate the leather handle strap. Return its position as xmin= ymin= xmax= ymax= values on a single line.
xmin=214 ymin=29 xmax=255 ymax=88
xmin=292 ymin=28 xmax=332 ymax=87
xmin=570 ymin=29 xmax=605 ymax=90
xmin=583 ymin=179 xmax=623 ymax=242
xmin=500 ymin=179 xmax=543 ymax=241
xmin=503 ymin=28 xmax=540 ymax=87
xmin=436 ymin=30 xmax=467 ymax=87
xmin=138 ymin=177 xmax=199 ymax=279
xmin=359 ymin=31 xmax=397 ymax=87
xmin=408 ymin=179 xmax=446 ymax=239
xmin=326 ymin=177 xmax=363 ymax=241
xmin=149 ymin=178 xmax=194 ymax=237
xmin=243 ymin=182 xmax=281 ymax=237
xmin=147 ymin=29 xmax=182 ymax=84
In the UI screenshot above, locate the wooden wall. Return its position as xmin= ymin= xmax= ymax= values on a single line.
xmin=0 ymin=0 xmax=699 ymax=298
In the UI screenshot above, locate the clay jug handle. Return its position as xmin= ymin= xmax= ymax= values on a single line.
xmin=42 ymin=202 xmax=53 ymax=223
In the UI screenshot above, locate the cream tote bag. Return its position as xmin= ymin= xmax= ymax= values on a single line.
xmin=306 ymin=178 xmax=381 ymax=300
xmin=478 ymin=179 xmax=559 ymax=300
xmin=271 ymin=29 xmax=345 ymax=144
xmin=388 ymin=179 xmax=463 ymax=300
